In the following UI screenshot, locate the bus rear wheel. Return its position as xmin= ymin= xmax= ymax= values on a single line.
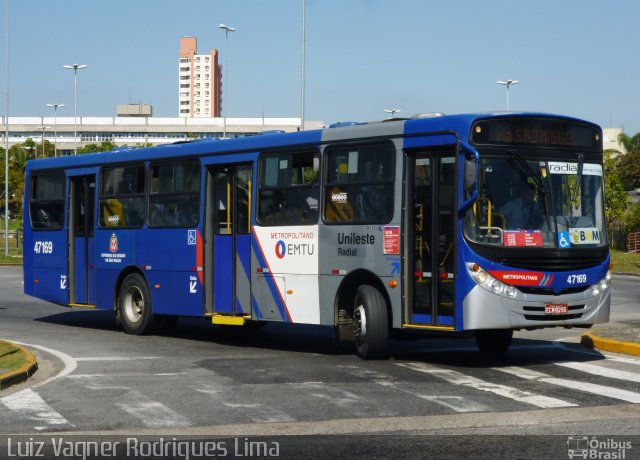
xmin=353 ymin=285 xmax=389 ymax=359
xmin=475 ymin=329 xmax=513 ymax=356
xmin=119 ymin=273 xmax=156 ymax=335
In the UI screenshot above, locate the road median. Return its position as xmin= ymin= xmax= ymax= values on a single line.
xmin=0 ymin=340 xmax=38 ymax=390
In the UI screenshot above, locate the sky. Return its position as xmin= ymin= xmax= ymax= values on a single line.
xmin=1 ymin=0 xmax=639 ymax=133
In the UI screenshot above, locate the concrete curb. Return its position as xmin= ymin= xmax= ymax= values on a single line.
xmin=580 ymin=332 xmax=640 ymax=356
xmin=0 ymin=341 xmax=38 ymax=390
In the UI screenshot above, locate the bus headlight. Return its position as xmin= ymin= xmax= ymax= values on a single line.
xmin=591 ymin=270 xmax=611 ymax=296
xmin=468 ymin=263 xmax=519 ymax=299
xmin=490 ymin=279 xmax=504 ymax=294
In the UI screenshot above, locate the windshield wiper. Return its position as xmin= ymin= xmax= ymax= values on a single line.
xmin=508 ymin=150 xmax=550 ymax=218
xmin=568 ymin=152 xmax=584 ymax=226
xmin=508 ymin=150 xmax=546 ymax=196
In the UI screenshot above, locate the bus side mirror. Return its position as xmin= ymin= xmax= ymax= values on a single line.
xmin=458 ymin=143 xmax=480 ymax=214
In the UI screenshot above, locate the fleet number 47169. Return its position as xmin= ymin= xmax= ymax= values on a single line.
xmin=566 ymin=273 xmax=587 ymax=284
xmin=34 ymin=241 xmax=53 ymax=254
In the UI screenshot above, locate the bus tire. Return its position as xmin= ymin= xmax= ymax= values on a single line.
xmin=353 ymin=285 xmax=389 ymax=359
xmin=118 ymin=273 xmax=156 ymax=335
xmin=475 ymin=329 xmax=513 ymax=356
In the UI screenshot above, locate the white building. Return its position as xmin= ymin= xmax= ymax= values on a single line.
xmin=0 ymin=116 xmax=317 ymax=155
xmin=603 ymin=128 xmax=627 ymax=155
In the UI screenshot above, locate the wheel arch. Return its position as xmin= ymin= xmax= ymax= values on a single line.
xmin=334 ymin=269 xmax=392 ymax=330
xmin=113 ymin=266 xmax=148 ymax=313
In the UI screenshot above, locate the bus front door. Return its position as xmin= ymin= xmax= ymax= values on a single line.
xmin=206 ymin=165 xmax=252 ymax=320
xmin=68 ymin=175 xmax=96 ymax=306
xmin=408 ymin=152 xmax=456 ymax=328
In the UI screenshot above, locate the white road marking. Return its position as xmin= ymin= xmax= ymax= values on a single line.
xmin=555 ymin=361 xmax=640 ymax=383
xmin=297 ymin=381 xmax=397 ymax=417
xmin=75 ymin=356 xmax=160 ymax=361
xmin=398 ymin=362 xmax=576 ymax=408
xmin=0 ymin=388 xmax=72 ymax=430
xmin=115 ymin=391 xmax=191 ymax=428
xmin=490 ymin=366 xmax=549 ymax=380
xmin=65 ymin=374 xmax=128 ymax=390
xmin=539 ymin=378 xmax=640 ymax=404
xmin=12 ymin=341 xmax=78 ymax=389
xmin=416 ymin=395 xmax=490 ymax=412
xmin=339 ymin=364 xmax=489 ymax=412
xmin=223 ymin=403 xmax=295 ymax=423
xmin=492 ymin=364 xmax=640 ymax=404
xmin=604 ymin=354 xmax=640 ymax=366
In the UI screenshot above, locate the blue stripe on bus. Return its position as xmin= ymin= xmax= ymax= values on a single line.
xmin=251 ymin=234 xmax=292 ymax=322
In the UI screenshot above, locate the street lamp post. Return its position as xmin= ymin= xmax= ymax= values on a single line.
xmin=38 ymin=126 xmax=49 ymax=159
xmin=496 ymin=79 xmax=519 ymax=111
xmin=63 ymin=64 xmax=87 ymax=153
xmin=46 ymin=103 xmax=64 ymax=157
xmin=218 ymin=24 xmax=235 ymax=139
xmin=300 ymin=0 xmax=306 ymax=131
xmin=384 ymin=108 xmax=401 ymax=119
xmin=4 ymin=0 xmax=10 ymax=257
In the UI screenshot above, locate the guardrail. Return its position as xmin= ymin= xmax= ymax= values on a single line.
xmin=0 ymin=229 xmax=20 ymax=248
xmin=629 ymin=232 xmax=640 ymax=254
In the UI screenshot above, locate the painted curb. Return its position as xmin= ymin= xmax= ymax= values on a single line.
xmin=580 ymin=332 xmax=640 ymax=356
xmin=0 ymin=341 xmax=38 ymax=390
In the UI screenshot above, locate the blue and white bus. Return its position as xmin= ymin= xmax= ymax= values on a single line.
xmin=23 ymin=112 xmax=610 ymax=358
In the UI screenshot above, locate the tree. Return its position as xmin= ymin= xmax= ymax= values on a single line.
xmin=618 ymin=132 xmax=640 ymax=154
xmin=615 ymin=133 xmax=640 ymax=190
xmin=78 ymin=141 xmax=118 ymax=154
xmin=603 ymin=151 xmax=630 ymax=245
xmin=625 ymin=201 xmax=640 ymax=234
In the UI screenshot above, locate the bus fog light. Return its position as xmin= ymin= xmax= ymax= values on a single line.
xmin=505 ymin=286 xmax=517 ymax=298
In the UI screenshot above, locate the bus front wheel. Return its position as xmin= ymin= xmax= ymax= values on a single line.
xmin=475 ymin=329 xmax=513 ymax=356
xmin=119 ymin=273 xmax=155 ymax=335
xmin=353 ymin=285 xmax=388 ymax=359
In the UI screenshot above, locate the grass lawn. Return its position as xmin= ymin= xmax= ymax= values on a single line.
xmin=610 ymin=248 xmax=640 ymax=275
xmin=0 ymin=340 xmax=26 ymax=372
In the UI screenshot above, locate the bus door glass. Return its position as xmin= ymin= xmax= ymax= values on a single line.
xmin=209 ymin=165 xmax=252 ymax=316
xmin=68 ymin=175 xmax=96 ymax=305
xmin=409 ymin=151 xmax=456 ymax=327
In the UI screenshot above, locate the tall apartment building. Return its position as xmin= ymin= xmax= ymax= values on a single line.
xmin=179 ymin=37 xmax=222 ymax=118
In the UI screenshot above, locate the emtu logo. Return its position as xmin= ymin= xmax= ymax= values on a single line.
xmin=275 ymin=240 xmax=286 ymax=259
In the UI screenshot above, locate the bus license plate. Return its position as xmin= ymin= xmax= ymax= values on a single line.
xmin=545 ymin=303 xmax=568 ymax=315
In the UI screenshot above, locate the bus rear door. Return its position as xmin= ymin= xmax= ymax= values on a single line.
xmin=205 ymin=165 xmax=253 ymax=322
xmin=68 ymin=174 xmax=96 ymax=306
xmin=406 ymin=150 xmax=456 ymax=329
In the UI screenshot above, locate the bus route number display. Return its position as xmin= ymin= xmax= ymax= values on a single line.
xmin=471 ymin=119 xmax=600 ymax=150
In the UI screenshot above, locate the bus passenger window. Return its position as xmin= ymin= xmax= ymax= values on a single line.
xmin=324 ymin=143 xmax=394 ymax=224
xmin=148 ymin=160 xmax=201 ymax=228
xmin=29 ymin=172 xmax=65 ymax=230
xmin=257 ymin=151 xmax=319 ymax=226
xmin=98 ymin=165 xmax=146 ymax=228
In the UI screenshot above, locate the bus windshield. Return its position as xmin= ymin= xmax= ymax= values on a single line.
xmin=463 ymin=154 xmax=606 ymax=249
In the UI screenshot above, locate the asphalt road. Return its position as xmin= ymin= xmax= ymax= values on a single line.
xmin=0 ymin=267 xmax=639 ymax=459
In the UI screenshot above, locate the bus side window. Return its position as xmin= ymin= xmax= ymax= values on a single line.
xmin=99 ymin=165 xmax=146 ymax=228
xmin=148 ymin=160 xmax=201 ymax=228
xmin=29 ymin=173 xmax=65 ymax=230
xmin=257 ymin=151 xmax=319 ymax=226
xmin=324 ymin=143 xmax=394 ymax=224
